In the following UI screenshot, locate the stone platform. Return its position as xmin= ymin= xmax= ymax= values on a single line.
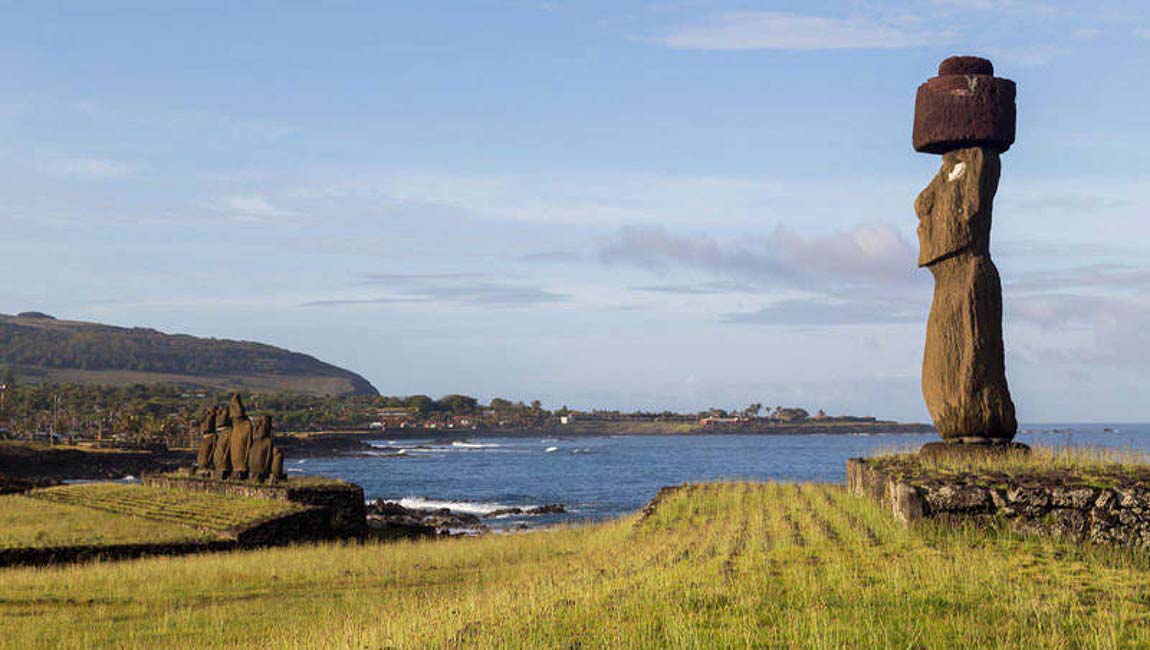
xmin=847 ymin=457 xmax=1150 ymax=547
xmin=143 ymin=474 xmax=366 ymax=537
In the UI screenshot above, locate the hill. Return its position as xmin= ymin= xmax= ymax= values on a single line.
xmin=0 ymin=313 xmax=378 ymax=396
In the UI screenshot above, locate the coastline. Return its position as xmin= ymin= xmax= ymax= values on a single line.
xmin=285 ymin=420 xmax=936 ymax=443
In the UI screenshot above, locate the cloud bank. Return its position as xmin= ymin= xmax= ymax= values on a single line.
xmin=654 ymin=12 xmax=941 ymax=51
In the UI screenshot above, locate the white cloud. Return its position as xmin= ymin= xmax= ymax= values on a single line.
xmin=598 ymin=222 xmax=918 ymax=289
xmin=36 ymin=156 xmax=134 ymax=180
xmin=932 ymin=0 xmax=1058 ymax=14
xmin=215 ymin=194 xmax=298 ymax=221
xmin=653 ymin=11 xmax=942 ymax=51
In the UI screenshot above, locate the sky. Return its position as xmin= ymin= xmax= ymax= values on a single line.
xmin=2 ymin=1 xmax=1149 ymax=421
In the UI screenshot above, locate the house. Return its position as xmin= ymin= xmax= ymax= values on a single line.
xmin=699 ymin=416 xmax=743 ymax=426
xmin=377 ymin=407 xmax=415 ymax=428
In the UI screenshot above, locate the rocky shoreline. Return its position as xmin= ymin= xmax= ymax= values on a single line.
xmin=0 ymin=443 xmax=192 ymax=483
xmin=365 ymin=499 xmax=565 ymax=537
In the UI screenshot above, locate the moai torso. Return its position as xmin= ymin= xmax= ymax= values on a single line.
xmin=212 ymin=407 xmax=233 ymax=478
xmin=228 ymin=394 xmax=253 ymax=478
xmin=246 ymin=416 xmax=273 ymax=481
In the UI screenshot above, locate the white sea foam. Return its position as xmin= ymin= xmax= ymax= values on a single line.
xmin=452 ymin=441 xmax=500 ymax=449
xmin=396 ymin=496 xmax=529 ymax=516
xmin=545 ymin=446 xmax=559 ymax=453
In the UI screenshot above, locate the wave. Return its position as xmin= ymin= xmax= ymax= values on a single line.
xmin=545 ymin=446 xmax=559 ymax=453
xmin=452 ymin=441 xmax=501 ymax=449
xmin=396 ymin=496 xmax=529 ymax=516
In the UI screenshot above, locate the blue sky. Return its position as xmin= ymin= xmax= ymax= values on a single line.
xmin=2 ymin=1 xmax=1150 ymax=421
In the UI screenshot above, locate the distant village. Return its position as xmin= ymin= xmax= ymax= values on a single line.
xmin=371 ymin=403 xmax=889 ymax=432
xmin=0 ymin=381 xmax=898 ymax=449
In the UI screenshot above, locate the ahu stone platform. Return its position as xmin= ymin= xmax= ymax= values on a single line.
xmin=143 ymin=474 xmax=367 ymax=537
xmin=847 ymin=458 xmax=1150 ymax=547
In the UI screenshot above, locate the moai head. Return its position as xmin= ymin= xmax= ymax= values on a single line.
xmin=229 ymin=393 xmax=247 ymax=421
xmin=252 ymin=415 xmax=271 ymax=440
xmin=913 ymin=56 xmax=1016 ymax=155
xmin=198 ymin=406 xmax=216 ymax=435
xmin=214 ymin=405 xmax=231 ymax=430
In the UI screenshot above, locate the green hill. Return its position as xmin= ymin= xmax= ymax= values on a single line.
xmin=0 ymin=313 xmax=378 ymax=396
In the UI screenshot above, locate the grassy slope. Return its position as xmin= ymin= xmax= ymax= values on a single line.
xmin=4 ymin=481 xmax=1150 ymax=648
xmin=0 ymin=495 xmax=219 ymax=549
xmin=26 ymin=484 xmax=309 ymax=533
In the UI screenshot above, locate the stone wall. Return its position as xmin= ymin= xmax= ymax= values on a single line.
xmin=847 ymin=458 xmax=1150 ymax=546
xmin=0 ymin=540 xmax=236 ymax=569
xmin=142 ymin=475 xmax=366 ymax=537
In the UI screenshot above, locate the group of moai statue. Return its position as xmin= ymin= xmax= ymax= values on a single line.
xmin=913 ymin=56 xmax=1018 ymax=446
xmin=194 ymin=393 xmax=285 ymax=482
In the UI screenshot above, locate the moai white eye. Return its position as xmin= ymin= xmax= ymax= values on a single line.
xmin=948 ymin=162 xmax=967 ymax=182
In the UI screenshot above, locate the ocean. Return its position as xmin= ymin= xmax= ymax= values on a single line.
xmin=293 ymin=424 xmax=1150 ymax=530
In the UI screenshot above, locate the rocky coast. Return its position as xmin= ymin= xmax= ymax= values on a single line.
xmin=365 ymin=499 xmax=565 ymax=537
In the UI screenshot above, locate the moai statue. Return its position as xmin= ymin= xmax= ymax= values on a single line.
xmin=246 ymin=415 xmax=273 ymax=482
xmin=212 ymin=405 xmax=233 ymax=479
xmin=914 ymin=56 xmax=1018 ymax=445
xmin=270 ymin=448 xmax=286 ymax=484
xmin=228 ymin=393 xmax=254 ymax=480
xmin=194 ymin=406 xmax=218 ymax=476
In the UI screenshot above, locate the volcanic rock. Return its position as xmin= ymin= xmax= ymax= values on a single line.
xmin=914 ymin=55 xmax=1016 ymax=154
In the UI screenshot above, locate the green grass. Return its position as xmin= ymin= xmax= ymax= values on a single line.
xmin=27 ymin=483 xmax=310 ymax=533
xmin=0 ymin=495 xmax=219 ymax=549
xmin=871 ymin=445 xmax=1150 ymax=489
xmin=3 ymin=481 xmax=1150 ymax=648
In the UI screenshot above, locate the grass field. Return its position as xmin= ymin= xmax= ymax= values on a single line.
xmin=0 ymin=495 xmax=220 ymax=549
xmin=26 ymin=483 xmax=310 ymax=533
xmin=4 ymin=481 xmax=1150 ymax=648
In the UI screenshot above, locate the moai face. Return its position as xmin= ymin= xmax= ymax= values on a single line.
xmin=214 ymin=406 xmax=231 ymax=430
xmin=229 ymin=393 xmax=247 ymax=421
xmin=198 ymin=407 xmax=216 ymax=435
xmin=252 ymin=416 xmax=271 ymax=440
xmin=915 ymin=148 xmax=1000 ymax=267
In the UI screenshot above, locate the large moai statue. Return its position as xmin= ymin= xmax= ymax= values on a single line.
xmin=246 ymin=415 xmax=274 ymax=481
xmin=228 ymin=393 xmax=254 ymax=480
xmin=914 ymin=56 xmax=1018 ymax=445
xmin=195 ymin=406 xmax=218 ymax=475
xmin=212 ymin=405 xmax=233 ymax=479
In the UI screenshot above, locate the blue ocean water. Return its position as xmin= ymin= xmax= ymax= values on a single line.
xmin=294 ymin=424 xmax=1149 ymax=529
